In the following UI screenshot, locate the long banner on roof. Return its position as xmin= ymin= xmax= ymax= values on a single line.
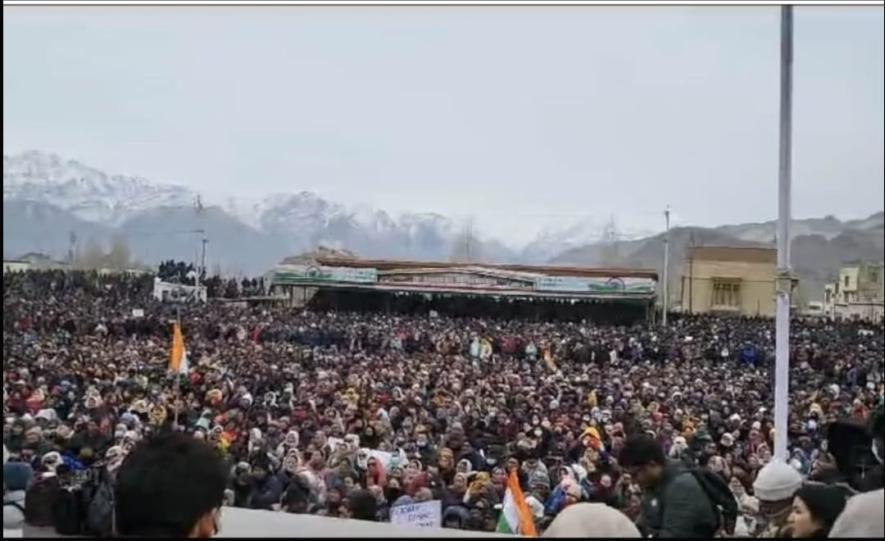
xmin=273 ymin=264 xmax=378 ymax=284
xmin=272 ymin=263 xmax=655 ymax=296
xmin=534 ymin=276 xmax=656 ymax=294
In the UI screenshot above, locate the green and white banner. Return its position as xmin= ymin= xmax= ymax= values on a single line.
xmin=273 ymin=264 xmax=377 ymax=285
xmin=534 ymin=275 xmax=656 ymax=294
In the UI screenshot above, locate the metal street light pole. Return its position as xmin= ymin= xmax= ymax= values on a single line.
xmin=662 ymin=206 xmax=671 ymax=326
xmin=774 ymin=4 xmax=793 ymax=462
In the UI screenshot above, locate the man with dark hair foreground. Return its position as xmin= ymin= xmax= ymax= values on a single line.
xmin=619 ymin=435 xmax=719 ymax=538
xmin=862 ymin=404 xmax=885 ymax=491
xmin=115 ymin=433 xmax=227 ymax=538
xmin=347 ymin=489 xmax=379 ymax=522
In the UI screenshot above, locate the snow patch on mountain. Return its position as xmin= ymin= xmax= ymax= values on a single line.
xmin=4 ymin=150 xmax=196 ymax=225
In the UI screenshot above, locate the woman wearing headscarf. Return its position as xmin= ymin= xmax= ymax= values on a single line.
xmin=438 ymin=471 xmax=467 ymax=510
xmin=364 ymin=455 xmax=387 ymax=490
xmin=437 ymin=447 xmax=456 ymax=484
xmin=275 ymin=430 xmax=299 ymax=459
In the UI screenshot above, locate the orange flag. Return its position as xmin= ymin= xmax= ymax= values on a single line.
xmin=169 ymin=322 xmax=188 ymax=374
xmin=496 ymin=469 xmax=538 ymax=536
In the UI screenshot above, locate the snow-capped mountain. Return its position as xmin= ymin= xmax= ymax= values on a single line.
xmin=5 ymin=151 xmax=881 ymax=282
xmin=3 ymin=151 xmax=458 ymax=245
xmin=3 ymin=151 xmax=197 ymax=225
xmin=521 ymin=217 xmax=656 ymax=264
xmin=2 ymin=151 xmax=488 ymax=270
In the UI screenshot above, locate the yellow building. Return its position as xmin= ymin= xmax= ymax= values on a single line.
xmin=680 ymin=246 xmax=779 ymax=317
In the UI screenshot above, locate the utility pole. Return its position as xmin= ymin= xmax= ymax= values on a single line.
xmin=662 ymin=206 xmax=671 ymax=326
xmin=192 ymin=228 xmax=207 ymax=303
xmin=200 ymin=235 xmax=208 ymax=279
xmin=193 ymin=195 xmax=207 ymax=303
xmin=774 ymin=5 xmax=793 ymax=462
xmin=465 ymin=219 xmax=473 ymax=263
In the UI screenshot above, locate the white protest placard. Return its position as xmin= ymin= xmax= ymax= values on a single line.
xmin=390 ymin=500 xmax=442 ymax=529
xmin=132 ymin=309 xmax=144 ymax=318
xmin=367 ymin=449 xmax=394 ymax=469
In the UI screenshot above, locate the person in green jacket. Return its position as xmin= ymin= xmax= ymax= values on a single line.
xmin=619 ymin=435 xmax=719 ymax=538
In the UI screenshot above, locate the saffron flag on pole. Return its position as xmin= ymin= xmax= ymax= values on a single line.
xmin=169 ymin=321 xmax=188 ymax=374
xmin=496 ymin=469 xmax=538 ymax=536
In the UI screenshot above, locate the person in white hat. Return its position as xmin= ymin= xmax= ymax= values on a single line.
xmin=543 ymin=502 xmax=641 ymax=538
xmin=752 ymin=459 xmax=803 ymax=537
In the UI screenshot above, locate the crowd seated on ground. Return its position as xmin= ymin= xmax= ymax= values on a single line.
xmin=3 ymin=270 xmax=883 ymax=537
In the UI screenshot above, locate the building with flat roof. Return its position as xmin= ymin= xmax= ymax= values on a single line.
xmin=680 ymin=246 xmax=785 ymax=317
xmin=823 ymin=261 xmax=884 ymax=322
xmin=269 ymin=256 xmax=659 ymax=324
xmin=2 ymin=260 xmax=32 ymax=273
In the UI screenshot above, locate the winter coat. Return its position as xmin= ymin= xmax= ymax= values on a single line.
xmin=636 ymin=463 xmax=719 ymax=538
xmin=249 ymin=475 xmax=285 ymax=510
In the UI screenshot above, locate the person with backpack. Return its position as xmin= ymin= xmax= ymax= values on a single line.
xmin=619 ymin=435 xmax=734 ymax=538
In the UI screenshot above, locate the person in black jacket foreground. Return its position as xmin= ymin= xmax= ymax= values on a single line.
xmin=115 ymin=433 xmax=227 ymax=538
xmin=863 ymin=404 xmax=885 ymax=491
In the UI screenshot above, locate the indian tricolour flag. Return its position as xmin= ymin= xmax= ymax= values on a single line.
xmin=169 ymin=321 xmax=189 ymax=375
xmin=496 ymin=470 xmax=538 ymax=536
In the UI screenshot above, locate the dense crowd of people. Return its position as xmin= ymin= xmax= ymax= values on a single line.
xmin=3 ymin=270 xmax=884 ymax=538
xmin=156 ymin=259 xmax=266 ymax=299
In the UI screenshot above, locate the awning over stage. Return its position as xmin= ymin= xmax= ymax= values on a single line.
xmin=269 ymin=259 xmax=658 ymax=302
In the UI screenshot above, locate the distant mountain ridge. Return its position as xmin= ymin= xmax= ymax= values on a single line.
xmin=3 ymin=151 xmax=883 ymax=288
xmin=3 ymin=151 xmax=503 ymax=274
xmin=551 ymin=213 xmax=885 ymax=302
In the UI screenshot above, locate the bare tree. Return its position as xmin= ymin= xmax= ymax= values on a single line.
xmin=106 ymin=235 xmax=132 ymax=270
xmin=67 ymin=231 xmax=78 ymax=265
xmin=75 ymin=238 xmax=107 ymax=269
xmin=450 ymin=216 xmax=482 ymax=263
xmin=598 ymin=215 xmax=622 ymax=267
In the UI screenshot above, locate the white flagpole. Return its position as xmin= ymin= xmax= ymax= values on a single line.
xmin=774 ymin=5 xmax=793 ymax=462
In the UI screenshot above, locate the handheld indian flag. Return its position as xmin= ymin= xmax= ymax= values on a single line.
xmin=169 ymin=321 xmax=189 ymax=374
xmin=496 ymin=469 xmax=537 ymax=536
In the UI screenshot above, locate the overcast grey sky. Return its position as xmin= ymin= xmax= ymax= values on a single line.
xmin=4 ymin=6 xmax=883 ymax=245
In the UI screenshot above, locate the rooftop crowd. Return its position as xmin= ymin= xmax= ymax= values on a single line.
xmin=3 ymin=270 xmax=883 ymax=538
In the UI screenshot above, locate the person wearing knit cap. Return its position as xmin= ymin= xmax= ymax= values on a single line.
xmin=543 ymin=502 xmax=641 ymax=538
xmin=786 ymin=484 xmax=847 ymax=538
xmin=752 ymin=458 xmax=803 ymax=537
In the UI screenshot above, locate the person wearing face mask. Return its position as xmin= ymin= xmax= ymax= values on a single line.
xmin=415 ymin=432 xmax=436 ymax=465
xmin=752 ymin=459 xmax=803 ymax=537
xmin=115 ymin=433 xmax=226 ymax=538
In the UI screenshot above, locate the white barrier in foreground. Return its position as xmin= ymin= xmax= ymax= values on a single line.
xmin=217 ymin=507 xmax=512 ymax=538
xmin=23 ymin=507 xmax=513 ymax=538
